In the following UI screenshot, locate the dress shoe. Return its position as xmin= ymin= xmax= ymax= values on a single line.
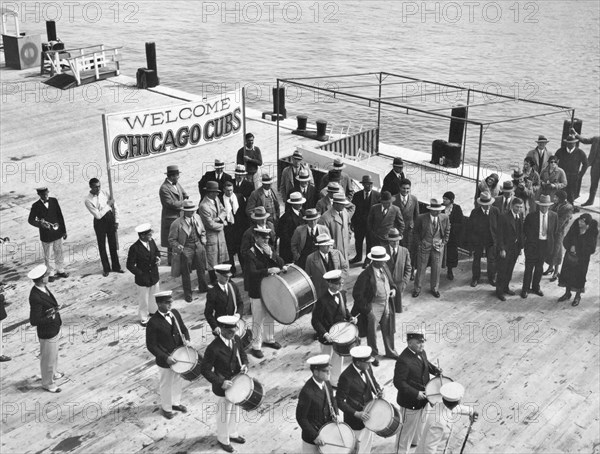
xmin=520 ymin=290 xmax=528 ymax=299
xmin=549 ymin=274 xmax=558 ymax=282
xmin=43 ymin=386 xmax=62 ymax=393
xmin=447 ymin=269 xmax=454 ymax=280
xmin=198 ymin=283 xmax=209 ymax=294
xmin=230 ymin=436 xmax=246 ymax=444
xmin=412 ymin=290 xmax=420 ymax=298
xmin=431 ymin=290 xmax=441 ymax=298
xmin=573 ymin=206 xmax=580 ymax=213
xmin=571 ymin=296 xmax=581 ymax=307
xmin=581 ymin=199 xmax=594 ymax=207
xmin=113 ymin=269 xmax=125 ymax=274
xmin=56 ymin=272 xmax=69 ymax=279
xmin=48 ymin=276 xmax=56 ymax=282
xmin=385 ymin=353 xmax=399 ymax=360
xmin=218 ymin=442 xmax=235 ymax=453
xmin=53 ymin=372 xmax=65 ymax=380
xmin=172 ymin=405 xmax=188 ymax=413
xmin=470 ymin=279 xmax=477 ymax=287
xmin=161 ymin=409 xmax=176 ymax=419
xmin=496 ymin=293 xmax=506 ymax=302
xmin=140 ymin=320 xmax=148 ymax=327
xmin=558 ymin=292 xmax=572 ymax=302
xmin=102 ymin=271 xmax=110 ymax=277
xmin=532 ymin=289 xmax=544 ymax=297
xmin=263 ymin=341 xmax=281 ymax=350
xmin=372 ymin=358 xmax=380 ymax=367
xmin=185 ymin=295 xmax=193 ymax=303
xmin=488 ymin=279 xmax=496 ymax=287
xmin=349 ymin=256 xmax=362 ymax=264
xmin=250 ymin=349 xmax=264 ymax=359
xmin=505 ymin=289 xmax=516 ymax=296
xmin=0 ymin=355 xmax=12 ymax=362
xmin=542 ymin=267 xmax=554 ymax=276
xmin=410 ymin=271 xmax=415 ymax=281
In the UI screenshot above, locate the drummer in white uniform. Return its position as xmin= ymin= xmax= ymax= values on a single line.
xmin=415 ymin=382 xmax=478 ymax=454
xmin=311 ymin=269 xmax=357 ymax=387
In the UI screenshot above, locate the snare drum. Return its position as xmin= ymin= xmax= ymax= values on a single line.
xmin=225 ymin=374 xmax=265 ymax=411
xmin=425 ymin=375 xmax=454 ymax=405
xmin=170 ymin=346 xmax=203 ymax=381
xmin=328 ymin=322 xmax=360 ymax=356
xmin=317 ymin=421 xmax=355 ymax=454
xmin=363 ymin=399 xmax=402 ymax=438
xmin=236 ymin=318 xmax=253 ymax=351
xmin=261 ymin=264 xmax=317 ymax=324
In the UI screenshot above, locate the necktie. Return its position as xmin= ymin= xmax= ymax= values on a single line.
xmin=165 ymin=312 xmax=172 ymax=324
xmin=361 ymin=370 xmax=369 ymax=388
xmin=214 ymin=199 xmax=219 ymax=215
xmin=383 ymin=207 xmax=388 ymax=216
xmin=365 ymin=192 xmax=369 ymax=201
xmin=504 ymin=199 xmax=509 ymax=212
xmin=228 ymin=198 xmax=234 ymax=223
xmin=393 ymin=248 xmax=397 ymax=263
xmin=542 ymin=214 xmax=547 ymax=236
xmin=484 ymin=209 xmax=488 ymax=216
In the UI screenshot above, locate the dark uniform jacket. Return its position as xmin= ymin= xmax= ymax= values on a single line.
xmin=296 ymin=378 xmax=338 ymax=444
xmin=28 ymin=198 xmax=66 ymax=242
xmin=394 ymin=347 xmax=440 ymax=410
xmin=311 ymin=290 xmax=351 ymax=344
xmin=29 ymin=286 xmax=62 ymax=339
xmin=336 ymin=365 xmax=381 ymax=430
xmin=126 ymin=239 xmax=160 ymax=287
xmin=201 ymin=335 xmax=248 ymax=397
xmin=146 ymin=309 xmax=189 ymax=368
xmin=381 ymin=170 xmax=405 ymax=196
xmin=204 ymin=282 xmax=243 ymax=331
xmin=243 ymin=245 xmax=284 ymax=299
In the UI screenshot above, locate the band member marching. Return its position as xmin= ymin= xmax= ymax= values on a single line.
xmin=201 ymin=315 xmax=249 ymax=453
xmin=204 ymin=264 xmax=244 ymax=336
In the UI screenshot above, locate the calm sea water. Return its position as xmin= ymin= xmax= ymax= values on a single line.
xmin=9 ymin=1 xmax=600 ymax=176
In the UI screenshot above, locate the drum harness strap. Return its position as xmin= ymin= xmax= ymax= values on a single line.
xmin=171 ymin=313 xmax=193 ymax=364
xmin=323 ymin=383 xmax=346 ymax=444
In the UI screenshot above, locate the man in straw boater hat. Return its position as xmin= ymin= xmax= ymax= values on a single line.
xmin=126 ymin=223 xmax=161 ymax=326
xmin=336 ymin=345 xmax=383 ymax=454
xmin=311 ymin=269 xmax=357 ymax=386
xmin=201 ymin=314 xmax=249 ymax=453
xmin=246 ymin=173 xmax=281 ymax=230
xmin=159 ymin=165 xmax=189 ymax=266
xmin=198 ymin=159 xmax=232 ymax=199
xmin=385 ymin=228 xmax=412 ymax=313
xmin=199 ymin=181 xmax=229 ymax=285
xmin=294 ymin=168 xmax=318 ymax=210
xmin=412 ymin=198 xmax=450 ymax=298
xmin=277 ymin=191 xmax=306 ymax=263
xmin=319 ymin=157 xmax=354 ymax=199
xmin=145 ymin=290 xmax=191 ymax=420
xmin=305 ymin=233 xmax=349 ymax=298
xmin=350 ymin=175 xmax=381 ymax=265
xmin=28 ymin=264 xmax=65 ymax=393
xmin=493 ymin=180 xmax=516 ymax=215
xmin=367 ymin=190 xmax=405 ymax=251
xmin=494 ymin=197 xmax=525 ymax=302
xmin=291 ymin=208 xmax=330 ymax=269
xmin=232 ymin=164 xmax=254 ymax=202
xmin=204 ymin=264 xmax=244 ymax=336
xmin=316 ymin=181 xmax=341 ymax=215
xmin=28 ymin=187 xmax=69 ymax=282
xmin=521 ymin=194 xmax=558 ymax=299
xmin=465 ymin=191 xmax=499 ymax=289
xmin=382 ymin=157 xmax=406 ymax=197
xmin=279 ymin=149 xmax=314 ymax=202
xmin=525 ymin=134 xmax=551 ymax=174
xmin=393 ymin=329 xmax=442 ymax=454
xmin=414 ymin=382 xmax=478 ymax=454
xmin=244 ymin=226 xmax=285 ymax=359
xmin=572 ymin=127 xmax=600 ymax=207
xmin=236 ymin=132 xmax=263 ymax=189
xmin=168 ymin=200 xmax=208 ymax=302
xmin=319 ymin=192 xmax=355 ymax=261
xmin=351 ymin=246 xmax=398 ymax=366
xmin=555 ymin=133 xmax=588 ymax=206
xmin=240 ymin=206 xmax=275 ymax=288
xmin=296 ymin=354 xmax=339 ymax=453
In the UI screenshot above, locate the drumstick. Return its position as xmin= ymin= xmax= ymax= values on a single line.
xmin=324 ymin=384 xmax=345 ymax=444
xmin=174 ymin=359 xmax=196 ymax=365
xmin=437 ymin=359 xmax=443 ymax=387
xmin=323 ymin=442 xmax=348 ymax=449
xmin=459 ymin=417 xmax=475 ymax=454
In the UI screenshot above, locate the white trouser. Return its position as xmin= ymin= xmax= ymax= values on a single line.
xmin=354 ymin=428 xmax=374 ymax=454
xmin=250 ymin=297 xmax=274 ymax=350
xmin=301 ymin=441 xmax=320 ymax=454
xmin=217 ymin=396 xmax=241 ymax=444
xmin=319 ymin=344 xmax=345 ymax=387
xmin=0 ymin=321 xmax=4 ymax=356
xmin=39 ymin=333 xmax=60 ymax=388
xmin=42 ymin=239 xmax=65 ymax=275
xmin=138 ymin=283 xmax=159 ymax=322
xmin=395 ymin=407 xmax=426 ymax=454
xmin=415 ymin=406 xmax=444 ymax=454
xmin=158 ymin=366 xmax=183 ymax=412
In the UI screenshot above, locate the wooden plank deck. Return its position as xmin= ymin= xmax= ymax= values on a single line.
xmin=1 ymin=68 xmax=599 ymax=454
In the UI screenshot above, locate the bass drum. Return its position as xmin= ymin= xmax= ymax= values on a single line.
xmin=425 ymin=376 xmax=454 ymax=405
xmin=261 ymin=264 xmax=316 ymax=324
xmin=170 ymin=346 xmax=203 ymax=381
xmin=317 ymin=421 xmax=355 ymax=454
xmin=225 ymin=374 xmax=265 ymax=411
xmin=363 ymin=399 xmax=402 ymax=438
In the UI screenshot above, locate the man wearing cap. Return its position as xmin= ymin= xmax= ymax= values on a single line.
xmin=245 ymin=227 xmax=285 ymax=358
xmin=319 ymin=158 xmax=354 ymax=199
xmin=306 ymin=232 xmax=349 ymax=298
xmin=221 ymin=181 xmax=247 ymax=276
xmin=385 ymin=228 xmax=411 ymax=313
xmin=556 ymin=134 xmax=589 ymax=206
xmin=514 ymin=159 xmax=540 ymax=215
xmin=382 ymin=157 xmax=406 ymax=197
xmin=201 ymin=314 xmax=249 ymax=453
xmin=413 ymin=199 xmax=451 ymax=298
xmin=145 ymin=291 xmax=191 ymax=419
xmin=168 ymin=200 xmax=208 ymax=302
xmin=277 ymin=192 xmax=306 ymax=263
xmin=311 ymin=270 xmax=357 ymax=386
xmin=493 ymin=181 xmax=515 ymax=215
xmin=28 ymin=264 xmax=64 ymax=393
xmin=240 ymin=207 xmax=276 ymax=289
xmin=367 ymin=191 xmax=405 ymax=251
xmin=205 ymin=264 xmax=244 ymax=335
xmin=291 ymin=209 xmax=330 ymax=269
xmin=521 ymin=195 xmax=558 ymax=298
xmin=526 ymin=135 xmax=551 ymax=174
xmin=441 ymin=191 xmax=464 ymax=281
xmin=198 ymin=159 xmax=233 ymax=198
xmin=199 ymin=181 xmax=229 ymax=285
xmin=573 ymin=129 xmax=600 ymax=207
xmin=316 ymin=182 xmax=341 ymax=215
xmin=336 ymin=346 xmax=383 ymax=454
xmin=465 ymin=192 xmax=499 ymax=289
xmin=394 ymin=179 xmax=419 ymax=278
xmin=352 ymin=246 xmax=398 ymax=363
xmin=127 ymin=223 xmax=161 ymax=326
xmin=296 ymin=355 xmax=339 ymax=453
xmin=540 ymin=155 xmax=568 ymax=200
xmin=415 ymin=382 xmax=478 ymax=454
xmin=159 ymin=165 xmax=189 ymax=266
xmin=393 ymin=330 xmax=442 ymax=454
xmin=294 ymin=169 xmax=318 ymax=210
xmin=232 ymin=164 xmax=255 ymax=203
xmin=495 ymin=198 xmax=525 ymax=301
xmin=0 ymin=284 xmax=10 ymax=362
xmin=246 ymin=174 xmax=280 ymax=230
xmin=350 ymin=175 xmax=381 ymax=265
xmin=85 ymin=178 xmax=123 ymax=276
xmin=319 ymin=193 xmax=354 ymax=261
xmin=28 ymin=187 xmax=68 ymax=282
xmin=280 ymin=150 xmax=314 ymax=202
xmin=237 ymin=132 xmax=263 ymax=189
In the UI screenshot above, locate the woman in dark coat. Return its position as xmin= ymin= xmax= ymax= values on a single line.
xmin=558 ymin=213 xmax=598 ymax=306
xmin=544 ymin=190 xmax=574 ymax=281
xmin=442 ymin=191 xmax=463 ymax=280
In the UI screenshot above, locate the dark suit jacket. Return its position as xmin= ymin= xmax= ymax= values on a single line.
xmin=336 ymin=365 xmax=381 ymax=430
xmin=523 ymin=210 xmax=558 ymax=261
xmin=221 ymin=192 xmax=249 ymax=250
xmin=351 ymin=190 xmax=381 ymax=231
xmin=382 ymin=169 xmax=405 ymax=196
xmin=413 ymin=213 xmax=451 ymax=249
xmin=311 ymin=290 xmax=351 ymax=343
xmin=126 ymin=239 xmax=160 ymax=287
xmin=296 ymin=378 xmax=338 ymax=444
xmin=466 ymin=206 xmax=499 ymax=249
xmin=29 ymin=286 xmax=62 ymax=339
xmin=394 ymin=347 xmax=440 ymax=410
xmin=201 ymin=335 xmax=248 ymax=397
xmin=495 ymin=211 xmax=524 ymax=252
xmin=277 ymin=208 xmax=304 ymax=263
xmin=243 ymin=246 xmax=284 ymax=299
xmin=493 ymin=196 xmax=516 ymax=216
xmin=204 ymin=282 xmax=243 ymax=331
xmin=199 ymin=171 xmax=233 ymax=198
xmin=28 ymin=198 xmax=66 ymax=242
xmin=293 ymin=183 xmax=318 ymax=211
xmin=367 ymin=203 xmax=405 ymax=243
xmin=446 ymin=204 xmax=464 ymax=246
xmin=146 ymin=309 xmax=190 ymax=368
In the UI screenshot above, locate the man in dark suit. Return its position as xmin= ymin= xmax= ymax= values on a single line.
xmin=126 ymin=223 xmax=161 ymax=326
xmin=290 ymin=209 xmax=329 ymax=269
xmin=28 ymin=264 xmax=63 ymax=393
xmin=159 ymin=165 xmax=189 ymax=265
xmin=493 ymin=181 xmax=516 ymax=215
xmin=466 ymin=191 xmax=499 ymax=288
xmin=367 ymin=191 xmax=405 ymax=250
xmin=521 ymin=195 xmax=558 ymax=298
xmin=393 ymin=330 xmax=442 ymax=454
xmin=382 ymin=157 xmax=405 ymax=196
xmin=201 ymin=315 xmax=249 ymax=453
xmin=311 ymin=270 xmax=357 ymax=386
xmin=28 ymin=187 xmax=68 ymax=282
xmin=239 ymin=207 xmax=276 ymax=290
xmin=246 ymin=174 xmax=280 ymax=230
xmin=294 ymin=169 xmax=318 ymax=211
xmin=204 ymin=264 xmax=244 ymax=335
xmin=198 ymin=159 xmax=233 ymax=199
xmin=555 ymin=134 xmax=588 ymax=204
xmin=277 ymin=192 xmax=306 ymax=263
xmin=336 ymin=346 xmax=382 ymax=454
xmin=145 ymin=291 xmax=191 ymax=420
xmin=296 ymin=354 xmax=338 ymax=453
xmin=221 ymin=181 xmax=247 ymax=276
xmin=305 ymin=233 xmax=349 ymax=299
xmin=232 ymin=164 xmax=254 ymax=204
xmin=573 ymin=129 xmax=600 ymax=206
xmin=495 ymin=198 xmax=524 ymax=301
xmin=394 ymin=179 xmax=419 ymax=279
xmin=350 ymin=175 xmax=381 ymax=265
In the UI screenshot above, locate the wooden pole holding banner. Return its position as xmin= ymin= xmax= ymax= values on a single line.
xmin=101 ymin=114 xmax=119 ymax=249
xmin=242 ymin=87 xmax=247 ymax=148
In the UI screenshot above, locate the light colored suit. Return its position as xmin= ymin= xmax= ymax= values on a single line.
xmin=159 ymin=179 xmax=188 ymax=248
xmin=318 ymin=207 xmax=353 ymax=260
xmin=198 ymin=197 xmax=229 ymax=270
xmin=526 ymin=147 xmax=551 ymax=175
xmin=385 ymin=244 xmax=411 ymax=312
xmin=279 ymin=163 xmax=314 ymax=201
xmin=413 ymin=213 xmax=450 ymax=293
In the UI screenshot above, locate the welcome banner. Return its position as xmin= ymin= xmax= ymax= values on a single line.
xmin=102 ymin=90 xmax=243 ymax=165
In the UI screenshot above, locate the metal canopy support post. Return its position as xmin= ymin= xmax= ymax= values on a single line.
xmin=475 ymin=123 xmax=484 ymax=199
xmin=276 ymin=79 xmax=280 ymax=162
xmin=377 ymin=72 xmax=383 ymax=155
xmin=460 ymin=89 xmax=472 ymax=177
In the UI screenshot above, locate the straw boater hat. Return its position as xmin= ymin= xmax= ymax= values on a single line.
xmin=536 ymin=194 xmax=554 ymax=206
xmin=135 ymin=223 xmax=152 ymax=234
xmin=251 ymin=206 xmax=270 ymax=220
xmin=165 ymin=165 xmax=180 ymax=175
xmin=367 ymin=246 xmax=390 ymax=261
xmin=204 ymin=181 xmax=221 ymax=193
xmin=181 ymin=200 xmax=197 ymax=211
xmin=331 ymin=158 xmax=345 ymax=170
xmin=323 ymin=269 xmax=342 ymax=283
xmin=315 ymin=233 xmax=335 ymax=246
xmin=350 ymin=345 xmax=374 ymax=363
xmin=386 ymin=228 xmax=402 ymax=241
xmin=303 ymin=208 xmax=320 ymax=221
xmin=296 ymin=169 xmax=311 ymax=182
xmin=214 ymin=263 xmax=232 ymax=276
xmin=427 ymin=198 xmax=445 ymax=210
xmin=332 ymin=193 xmax=349 ymax=205
xmin=253 ymin=226 xmax=271 ymax=237
xmin=234 ymin=164 xmax=247 ymax=175
xmin=476 ymin=192 xmax=494 ymax=206
xmin=306 ymin=354 xmax=331 ymax=370
xmin=154 ymin=290 xmax=173 ymax=304
xmin=261 ymin=174 xmax=273 ymax=184
xmin=292 ymin=150 xmax=303 ymax=160
xmin=535 ymin=135 xmax=549 ymax=143
xmin=28 ymin=264 xmax=47 ymax=280
xmin=327 ymin=182 xmax=341 ymax=193
xmin=214 ymin=159 xmax=225 ymax=169
xmin=564 ymin=134 xmax=578 ymax=144
xmin=217 ymin=314 xmax=239 ymax=327
xmin=287 ymin=192 xmax=306 ymax=205
xmin=361 ymin=175 xmax=374 ymax=184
